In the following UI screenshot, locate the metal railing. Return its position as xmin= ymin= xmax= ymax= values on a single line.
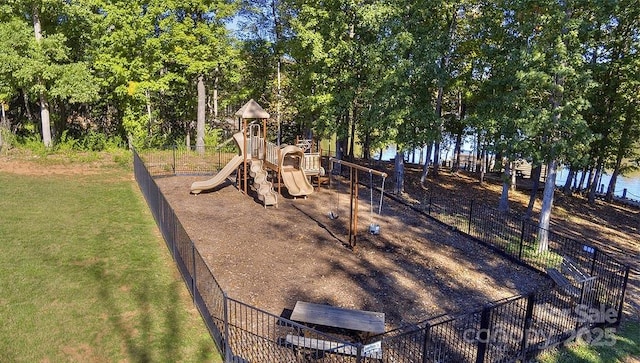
xmin=133 ymin=149 xmax=629 ymax=362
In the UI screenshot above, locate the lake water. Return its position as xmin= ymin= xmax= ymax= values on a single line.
xmin=555 ymin=169 xmax=640 ymax=200
xmin=375 ymin=145 xmax=640 ymax=201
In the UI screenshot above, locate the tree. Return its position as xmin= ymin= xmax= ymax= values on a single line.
xmin=515 ymin=1 xmax=593 ymax=251
xmin=0 ymin=1 xmax=98 ymax=147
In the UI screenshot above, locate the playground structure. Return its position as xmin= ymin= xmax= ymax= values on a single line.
xmin=190 ymin=99 xmax=319 ymax=206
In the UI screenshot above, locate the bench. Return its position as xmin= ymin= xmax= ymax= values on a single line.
xmin=546 ymin=267 xmax=581 ymax=297
xmin=547 ymin=256 xmax=592 ymax=297
xmin=560 ymin=256 xmax=590 ymax=281
xmin=284 ymin=334 xmax=382 ymax=359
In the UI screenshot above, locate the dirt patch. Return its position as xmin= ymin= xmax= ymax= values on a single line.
xmin=0 ymin=152 xmax=126 ymax=177
xmin=156 ymin=175 xmax=550 ymax=328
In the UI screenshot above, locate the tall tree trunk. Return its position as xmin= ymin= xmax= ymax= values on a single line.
xmin=577 ymin=168 xmax=587 ymax=193
xmin=394 ymin=149 xmax=405 ymax=195
xmin=213 ymin=69 xmax=219 ymax=122
xmin=185 ymin=122 xmax=191 ymax=148
xmin=453 ymin=132 xmax=462 ymax=173
xmin=498 ymin=159 xmax=511 ymax=213
xmin=335 ymin=132 xmax=347 ymax=174
xmin=537 ymin=159 xmax=558 ymax=252
xmin=21 ymin=90 xmax=34 ymax=122
xmin=588 ymin=158 xmax=604 ymax=204
xmin=452 ymin=92 xmax=465 ymax=173
xmin=0 ymin=102 xmax=6 ymax=150
xmin=0 ymin=102 xmax=6 ymax=128
xmin=433 ymin=85 xmax=443 ymax=177
xmin=145 ymin=89 xmax=153 ymax=137
xmin=606 ymin=163 xmax=620 ymax=203
xmin=480 ymin=145 xmax=487 ymax=184
xmin=347 ymin=108 xmax=355 ymax=160
xmin=585 ymin=166 xmax=595 ymax=192
xmin=606 ymin=116 xmax=633 ymax=202
xmin=475 ymin=134 xmax=482 ymax=174
xmin=511 ymin=162 xmax=517 ymax=191
xmin=524 ymin=164 xmax=542 ymax=220
xmin=420 ymin=142 xmax=433 ymax=185
xmin=362 ymin=128 xmax=370 ymax=160
xmin=32 ymin=4 xmax=51 ymax=147
xmin=39 ymin=93 xmax=51 ymax=147
xmin=563 ymin=167 xmax=575 ymax=195
xmin=196 ymin=75 xmax=206 ymax=154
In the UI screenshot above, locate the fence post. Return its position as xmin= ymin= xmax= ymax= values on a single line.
xmin=223 ymin=294 xmax=232 ymax=362
xmin=475 ymin=307 xmax=491 ymax=363
xmin=356 ymin=343 xmax=363 ymax=363
xmin=422 ymin=323 xmax=432 ymax=363
xmin=172 ymin=145 xmax=176 ymax=174
xmin=468 ymin=200 xmax=474 ymax=234
xmin=518 ymin=219 xmax=526 ymax=260
xmin=616 ymin=267 xmax=630 ymax=326
xmin=589 ymin=248 xmax=599 ymax=276
xmin=520 ymin=293 xmax=536 ymax=361
xmin=192 ymin=240 xmax=196 ymax=305
xmin=172 ymin=215 xmax=177 ymax=259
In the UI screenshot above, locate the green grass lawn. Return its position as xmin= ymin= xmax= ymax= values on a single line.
xmin=536 ymin=320 xmax=640 ymax=362
xmin=0 ymin=159 xmax=221 ymax=362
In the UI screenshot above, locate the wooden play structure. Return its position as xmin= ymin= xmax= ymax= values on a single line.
xmin=191 ymin=99 xmax=322 ymax=207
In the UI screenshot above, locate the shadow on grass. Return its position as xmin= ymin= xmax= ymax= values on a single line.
xmin=89 ymin=260 xmax=215 ymax=362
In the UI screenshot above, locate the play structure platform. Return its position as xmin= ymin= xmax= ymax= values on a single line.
xmin=190 ymin=99 xmax=319 ymax=207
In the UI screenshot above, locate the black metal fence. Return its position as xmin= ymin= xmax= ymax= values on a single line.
xmin=133 ymin=148 xmax=629 ymax=362
xmin=140 ymin=144 xmax=239 ymax=177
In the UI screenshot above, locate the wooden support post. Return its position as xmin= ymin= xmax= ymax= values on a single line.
xmin=348 ymin=167 xmax=360 ymax=249
xmin=278 ymin=147 xmax=282 ymax=195
xmin=263 ymin=118 xmax=267 ymax=160
xmin=243 ymin=119 xmax=248 ymax=195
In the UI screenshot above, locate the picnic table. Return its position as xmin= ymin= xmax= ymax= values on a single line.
xmin=285 ymin=301 xmax=385 ymax=359
xmin=290 ymin=301 xmax=385 ymax=336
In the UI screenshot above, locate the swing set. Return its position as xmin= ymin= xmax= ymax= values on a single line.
xmin=328 ymin=157 xmax=387 ymax=249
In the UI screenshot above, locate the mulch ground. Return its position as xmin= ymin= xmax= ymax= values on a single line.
xmin=394 ymin=162 xmax=639 ymax=321
xmin=156 ymin=173 xmax=550 ymax=329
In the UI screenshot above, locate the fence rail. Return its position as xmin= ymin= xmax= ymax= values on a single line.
xmin=133 ymin=148 xmax=629 ymax=362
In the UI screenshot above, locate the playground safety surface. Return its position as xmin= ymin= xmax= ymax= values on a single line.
xmin=155 ymin=174 xmax=550 ymax=328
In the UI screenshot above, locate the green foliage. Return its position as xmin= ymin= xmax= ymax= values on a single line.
xmin=80 ymin=131 xmax=124 ymax=152
xmin=0 ymin=127 xmax=14 ymax=153
xmin=0 ymin=0 xmax=638 ymax=196
xmin=54 ymin=130 xmax=79 ymax=152
xmin=17 ymin=130 xmax=124 ymax=154
xmin=204 ymin=126 xmax=223 ymax=147
xmin=17 ymin=134 xmax=50 ymax=157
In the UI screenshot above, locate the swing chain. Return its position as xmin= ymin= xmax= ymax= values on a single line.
xmin=369 ymin=170 xmax=385 ymax=235
xmin=328 ymin=163 xmax=340 ymax=219
xmin=378 ymin=175 xmax=386 ymax=215
xmin=369 ymin=171 xmax=376 ymax=226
